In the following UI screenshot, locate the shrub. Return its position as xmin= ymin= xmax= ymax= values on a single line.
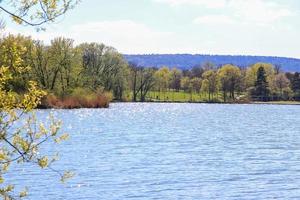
xmin=40 ymin=91 xmax=112 ymax=109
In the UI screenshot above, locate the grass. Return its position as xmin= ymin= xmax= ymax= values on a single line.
xmin=124 ymin=90 xmax=223 ymax=103
xmin=253 ymin=101 xmax=300 ymax=105
xmin=147 ymin=91 xmax=211 ymax=102
xmin=125 ymin=90 xmax=300 ymax=105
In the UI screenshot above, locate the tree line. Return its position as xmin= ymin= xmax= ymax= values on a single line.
xmin=129 ymin=62 xmax=300 ymax=103
xmin=0 ymin=34 xmax=128 ymax=107
xmin=1 ymin=33 xmax=300 ymax=106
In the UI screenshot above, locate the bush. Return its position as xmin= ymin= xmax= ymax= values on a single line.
xmin=40 ymin=90 xmax=112 ymax=109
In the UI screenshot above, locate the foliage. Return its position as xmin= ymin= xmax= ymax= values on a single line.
xmin=245 ymin=63 xmax=275 ymax=88
xmin=1 ymin=33 xmax=300 ymax=110
xmin=79 ymin=43 xmax=128 ymax=100
xmin=129 ymin=63 xmax=156 ymax=102
xmin=290 ymin=72 xmax=300 ymax=100
xmin=202 ymin=70 xmax=219 ymax=101
xmin=217 ymin=64 xmax=241 ymax=102
xmin=0 ymin=41 xmax=71 ymax=199
xmin=251 ymin=67 xmax=270 ymax=101
xmin=169 ymin=68 xmax=182 ymax=92
xmin=0 ymin=0 xmax=79 ymax=30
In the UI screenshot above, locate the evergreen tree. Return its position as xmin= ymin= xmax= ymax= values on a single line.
xmin=292 ymin=72 xmax=300 ymax=100
xmin=253 ymin=66 xmax=270 ymax=101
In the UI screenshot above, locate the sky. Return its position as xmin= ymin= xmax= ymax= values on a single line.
xmin=3 ymin=0 xmax=300 ymax=58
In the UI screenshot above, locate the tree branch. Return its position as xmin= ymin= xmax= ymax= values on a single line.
xmin=0 ymin=5 xmax=67 ymax=26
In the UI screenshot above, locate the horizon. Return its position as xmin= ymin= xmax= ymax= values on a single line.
xmin=4 ymin=0 xmax=300 ymax=59
xmin=123 ymin=53 xmax=300 ymax=60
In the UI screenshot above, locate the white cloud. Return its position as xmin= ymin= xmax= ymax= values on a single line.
xmin=68 ymin=20 xmax=174 ymax=53
xmin=193 ymin=15 xmax=236 ymax=24
xmin=229 ymin=0 xmax=294 ymax=25
xmin=4 ymin=20 xmax=177 ymax=54
xmin=154 ymin=0 xmax=227 ymax=8
xmin=157 ymin=0 xmax=295 ymax=25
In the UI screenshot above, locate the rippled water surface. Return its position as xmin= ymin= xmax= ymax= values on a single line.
xmin=7 ymin=103 xmax=300 ymax=199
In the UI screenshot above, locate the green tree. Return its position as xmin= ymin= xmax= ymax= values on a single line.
xmin=79 ymin=43 xmax=127 ymax=100
xmin=0 ymin=42 xmax=71 ymax=199
xmin=128 ymin=63 xmax=139 ymax=102
xmin=202 ymin=70 xmax=219 ymax=101
xmin=217 ymin=64 xmax=241 ymax=102
xmin=28 ymin=40 xmax=52 ymax=90
xmin=245 ymin=63 xmax=275 ymax=88
xmin=128 ymin=64 xmax=155 ymax=102
xmin=291 ymin=72 xmax=300 ymax=100
xmin=190 ymin=77 xmax=201 ymax=101
xmin=252 ymin=66 xmax=270 ymax=101
xmin=201 ymin=79 xmax=209 ymax=100
xmin=191 ymin=77 xmax=202 ymax=93
xmin=180 ymin=76 xmax=190 ymax=92
xmin=169 ymin=68 xmax=182 ymax=92
xmin=154 ymin=67 xmax=170 ymax=100
xmin=0 ymin=34 xmax=33 ymax=92
xmin=139 ymin=68 xmax=156 ymax=102
xmin=48 ymin=37 xmax=77 ymax=96
xmin=0 ymin=1 xmax=77 ymax=198
xmin=180 ymin=76 xmax=190 ymax=100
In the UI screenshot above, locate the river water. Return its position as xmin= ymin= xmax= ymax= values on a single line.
xmin=6 ymin=103 xmax=300 ymax=199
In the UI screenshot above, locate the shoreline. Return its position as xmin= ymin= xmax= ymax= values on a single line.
xmin=112 ymin=101 xmax=300 ymax=106
xmin=37 ymin=101 xmax=300 ymax=109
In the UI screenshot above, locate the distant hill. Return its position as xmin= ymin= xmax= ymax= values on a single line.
xmin=124 ymin=54 xmax=300 ymax=72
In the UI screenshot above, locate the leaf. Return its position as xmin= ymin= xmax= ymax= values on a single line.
xmin=38 ymin=156 xmax=48 ymax=168
xmin=60 ymin=171 xmax=75 ymax=183
xmin=19 ymin=187 xmax=28 ymax=198
xmin=54 ymin=133 xmax=69 ymax=143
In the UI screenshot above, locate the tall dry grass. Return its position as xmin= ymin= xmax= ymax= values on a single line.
xmin=40 ymin=91 xmax=112 ymax=109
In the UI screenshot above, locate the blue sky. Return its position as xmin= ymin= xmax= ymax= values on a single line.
xmin=4 ymin=0 xmax=300 ymax=58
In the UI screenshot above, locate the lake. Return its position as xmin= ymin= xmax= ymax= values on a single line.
xmin=6 ymin=103 xmax=300 ymax=199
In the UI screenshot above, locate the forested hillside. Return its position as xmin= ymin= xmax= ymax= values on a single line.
xmin=124 ymin=54 xmax=300 ymax=72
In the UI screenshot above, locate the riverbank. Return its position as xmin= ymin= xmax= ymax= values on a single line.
xmin=252 ymin=101 xmax=300 ymax=105
xmin=114 ymin=100 xmax=300 ymax=105
xmin=38 ymin=93 xmax=300 ymax=109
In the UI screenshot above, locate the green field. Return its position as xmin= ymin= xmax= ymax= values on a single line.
xmin=124 ymin=90 xmax=223 ymax=102
xmin=123 ymin=91 xmax=300 ymax=105
xmin=147 ymin=91 xmax=211 ymax=102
